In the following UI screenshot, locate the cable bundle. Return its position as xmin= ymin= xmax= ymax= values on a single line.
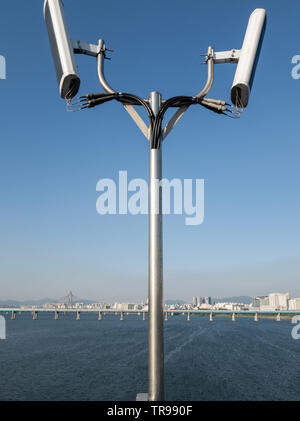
xmin=67 ymin=92 xmax=241 ymax=149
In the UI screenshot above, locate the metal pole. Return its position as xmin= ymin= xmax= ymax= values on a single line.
xmin=148 ymin=91 xmax=164 ymax=401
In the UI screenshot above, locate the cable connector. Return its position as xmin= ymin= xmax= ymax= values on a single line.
xmin=200 ymin=100 xmax=226 ymax=113
xmin=202 ymin=98 xmax=227 ymax=106
xmin=66 ymin=93 xmax=119 ymax=112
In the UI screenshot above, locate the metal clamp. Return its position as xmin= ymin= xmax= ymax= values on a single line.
xmin=72 ymin=39 xmax=100 ymax=57
xmin=200 ymin=48 xmax=241 ymax=64
xmin=213 ymin=49 xmax=240 ymax=63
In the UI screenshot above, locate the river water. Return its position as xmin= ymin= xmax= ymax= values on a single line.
xmin=0 ymin=312 xmax=299 ymax=401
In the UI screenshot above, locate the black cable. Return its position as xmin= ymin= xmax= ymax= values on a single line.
xmin=70 ymin=92 xmax=233 ymax=147
xmin=69 ymin=93 xmax=155 ymax=134
xmin=117 ymin=93 xmax=154 ymax=123
xmin=151 ymin=96 xmax=198 ymax=149
xmin=117 ymin=93 xmax=155 ymax=141
xmin=150 ymin=95 xmax=234 ymax=149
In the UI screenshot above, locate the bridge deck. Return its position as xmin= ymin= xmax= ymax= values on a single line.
xmin=1 ymin=308 xmax=300 ymax=315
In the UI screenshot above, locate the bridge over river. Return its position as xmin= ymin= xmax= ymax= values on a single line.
xmin=1 ymin=308 xmax=300 ymax=322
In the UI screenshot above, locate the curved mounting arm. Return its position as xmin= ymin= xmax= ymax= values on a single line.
xmin=97 ymin=39 xmax=118 ymax=94
xmin=162 ymin=46 xmax=214 ymax=140
xmin=96 ymin=40 xmax=215 ymax=141
xmin=97 ymin=39 xmax=149 ymax=139
xmin=97 ymin=39 xmax=147 ymax=106
xmin=195 ymin=46 xmax=214 ymax=98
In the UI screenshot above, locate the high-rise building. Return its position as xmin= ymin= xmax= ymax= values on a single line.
xmin=116 ymin=303 xmax=137 ymax=311
xmin=252 ymin=297 xmax=260 ymax=308
xmin=197 ymin=296 xmax=202 ymax=307
xmin=259 ymin=296 xmax=269 ymax=306
xmin=204 ymin=297 xmax=212 ymax=305
xmin=192 ymin=297 xmax=197 ymax=307
xmin=252 ymin=296 xmax=269 ymax=308
xmin=289 ymin=298 xmax=300 ymax=311
xmin=269 ymin=293 xmax=290 ymax=310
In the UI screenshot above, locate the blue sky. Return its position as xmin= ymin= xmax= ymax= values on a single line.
xmin=0 ymin=0 xmax=299 ymax=302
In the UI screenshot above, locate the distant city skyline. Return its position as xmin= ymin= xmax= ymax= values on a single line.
xmin=1 ymin=288 xmax=299 ymax=306
xmin=2 ymin=291 xmax=300 ymax=312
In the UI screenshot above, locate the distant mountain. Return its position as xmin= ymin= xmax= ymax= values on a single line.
xmin=0 ymin=296 xmax=253 ymax=307
xmin=213 ymin=296 xmax=252 ymax=304
xmin=0 ymin=297 xmax=95 ymax=307
xmin=0 ymin=298 xmax=53 ymax=307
